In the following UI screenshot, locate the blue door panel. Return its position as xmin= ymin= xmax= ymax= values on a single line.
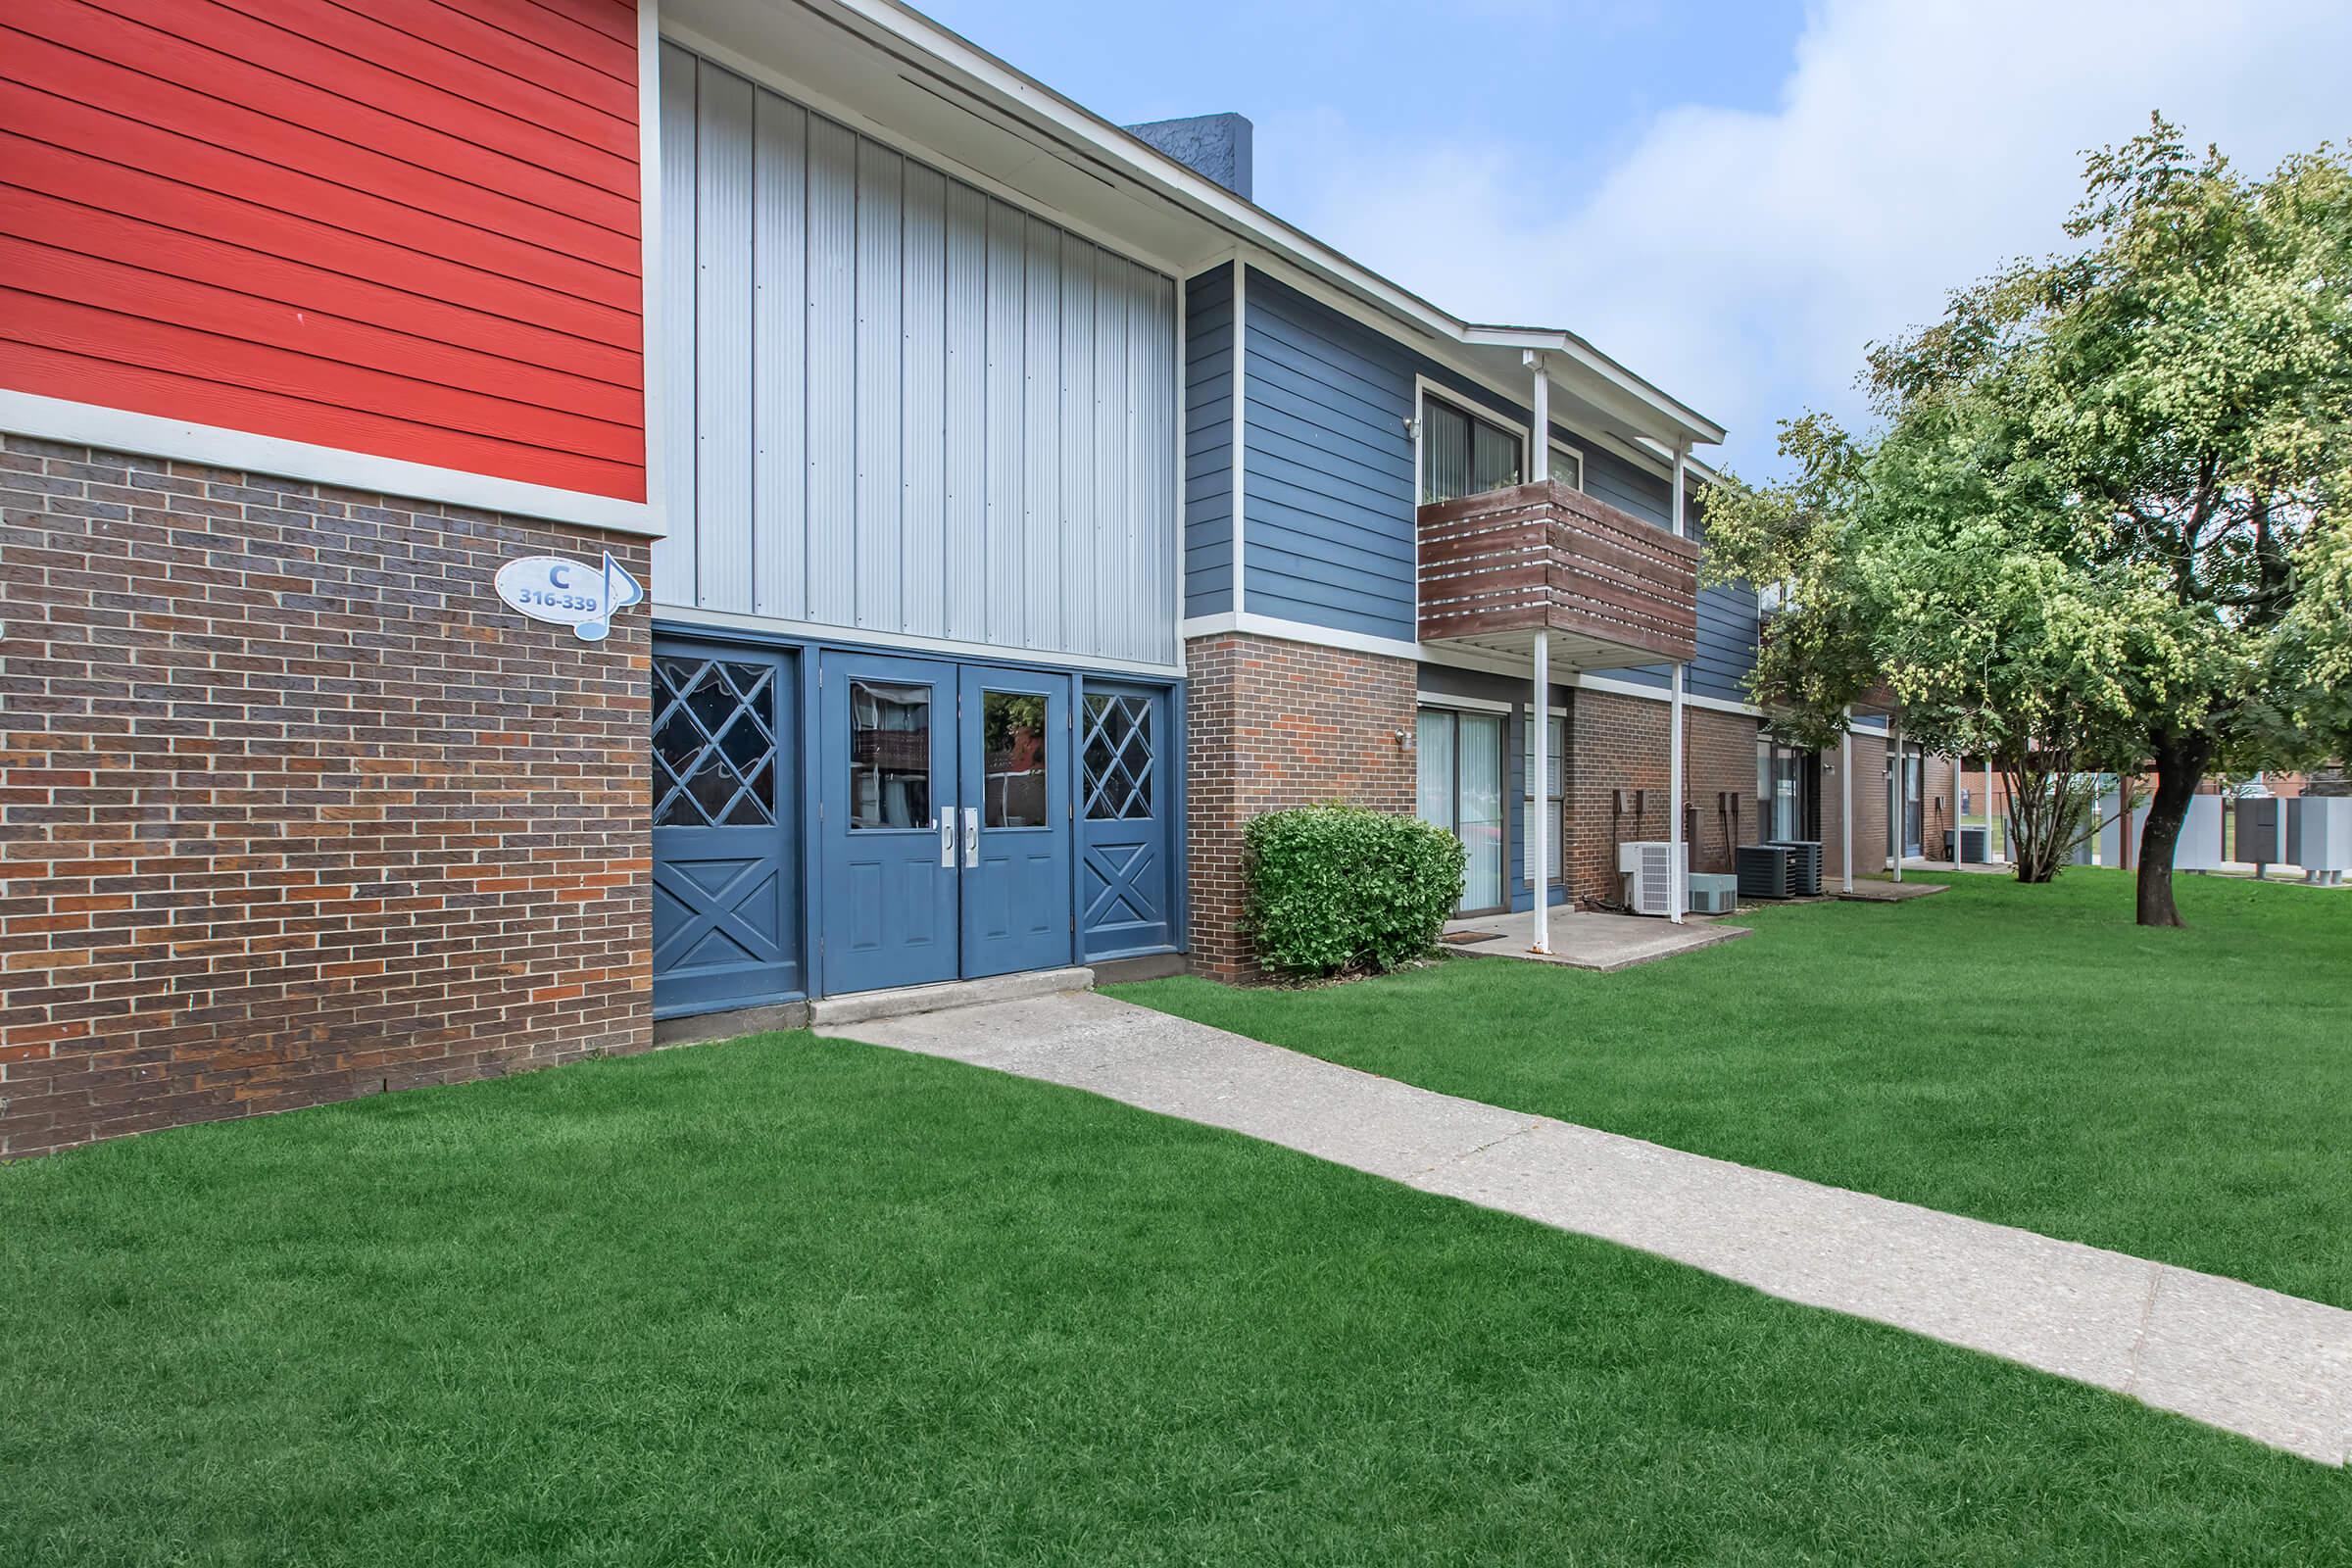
xmin=819 ymin=652 xmax=960 ymax=995
xmin=651 ymin=643 xmax=803 ymax=1015
xmin=1079 ymin=682 xmax=1175 ymax=958
xmin=959 ymin=664 xmax=1073 ymax=978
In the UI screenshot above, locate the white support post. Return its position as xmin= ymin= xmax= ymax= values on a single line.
xmin=1840 ymin=720 xmax=1855 ymax=894
xmin=1984 ymin=754 xmax=1999 ymax=863
xmin=1531 ymin=630 xmax=1550 ymax=954
xmin=1668 ymin=444 xmax=1688 ymax=923
xmin=1890 ymin=719 xmax=1905 ymax=882
xmin=1956 ymin=753 xmax=1968 ymax=871
xmin=1527 ymin=351 xmax=1550 ymax=484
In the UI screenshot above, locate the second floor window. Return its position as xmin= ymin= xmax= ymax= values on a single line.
xmin=1421 ymin=394 xmax=1523 ymax=504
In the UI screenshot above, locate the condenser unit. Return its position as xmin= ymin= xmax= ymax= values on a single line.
xmin=1736 ymin=843 xmax=1797 ymax=900
xmin=1617 ymin=840 xmax=1683 ymax=917
xmin=1686 ymin=873 xmax=1739 ymax=915
xmin=1769 ymin=839 xmax=1824 ymax=897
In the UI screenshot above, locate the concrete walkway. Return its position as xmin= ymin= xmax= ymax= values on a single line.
xmin=820 ymin=991 xmax=2352 ymax=1465
xmin=1441 ymin=907 xmax=1749 ymax=971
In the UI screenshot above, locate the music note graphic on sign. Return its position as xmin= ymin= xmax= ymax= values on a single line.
xmin=493 ymin=552 xmax=647 ymax=642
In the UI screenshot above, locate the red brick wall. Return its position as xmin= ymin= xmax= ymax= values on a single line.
xmin=1559 ymin=688 xmax=1757 ymax=905
xmin=1183 ymin=632 xmax=1416 ymax=981
xmin=0 ymin=436 xmax=652 ymax=1157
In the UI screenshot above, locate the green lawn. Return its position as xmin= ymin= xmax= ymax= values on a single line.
xmin=4 ymin=1033 xmax=2347 ymax=1564
xmin=1118 ymin=868 xmax=2352 ymax=1309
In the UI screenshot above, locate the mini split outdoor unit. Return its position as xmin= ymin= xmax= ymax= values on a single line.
xmin=1617 ymin=840 xmax=1687 ymax=917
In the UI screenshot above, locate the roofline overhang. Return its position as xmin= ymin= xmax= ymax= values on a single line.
xmin=799 ymin=0 xmax=1727 ymax=451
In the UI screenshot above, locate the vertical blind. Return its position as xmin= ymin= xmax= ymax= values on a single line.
xmin=1420 ymin=396 xmax=1524 ymax=505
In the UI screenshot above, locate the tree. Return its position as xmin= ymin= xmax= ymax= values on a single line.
xmin=1703 ymin=119 xmax=2352 ymax=924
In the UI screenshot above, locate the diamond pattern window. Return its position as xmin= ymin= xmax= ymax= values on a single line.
xmin=654 ymin=657 xmax=777 ymax=827
xmin=1082 ymin=694 xmax=1154 ymax=820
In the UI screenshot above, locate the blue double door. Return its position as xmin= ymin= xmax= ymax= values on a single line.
xmin=818 ymin=652 xmax=1073 ymax=994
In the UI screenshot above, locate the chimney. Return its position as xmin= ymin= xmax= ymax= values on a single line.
xmin=1124 ymin=113 xmax=1253 ymax=202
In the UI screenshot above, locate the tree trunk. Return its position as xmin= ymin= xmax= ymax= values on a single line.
xmin=2136 ymin=733 xmax=2216 ymax=927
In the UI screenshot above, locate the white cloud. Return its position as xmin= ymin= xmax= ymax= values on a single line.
xmin=1255 ymin=0 xmax=2350 ymax=474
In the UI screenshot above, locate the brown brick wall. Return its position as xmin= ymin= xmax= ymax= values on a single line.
xmin=1183 ymin=633 xmax=1416 ymax=981
xmin=0 ymin=437 xmax=652 ymax=1157
xmin=1820 ymin=730 xmax=1888 ymax=880
xmin=1559 ymin=688 xmax=1759 ymax=905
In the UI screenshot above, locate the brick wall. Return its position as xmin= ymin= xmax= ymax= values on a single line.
xmin=1560 ymin=688 xmax=1758 ymax=905
xmin=1820 ymin=730 xmax=1887 ymax=882
xmin=1183 ymin=632 xmax=1415 ymax=980
xmin=0 ymin=437 xmax=652 ymax=1157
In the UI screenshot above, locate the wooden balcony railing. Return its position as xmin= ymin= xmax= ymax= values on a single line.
xmin=1417 ymin=478 xmax=1699 ymax=666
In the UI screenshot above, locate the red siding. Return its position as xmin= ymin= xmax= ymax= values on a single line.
xmin=0 ymin=0 xmax=645 ymax=502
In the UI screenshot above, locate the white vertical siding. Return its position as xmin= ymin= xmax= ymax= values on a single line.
xmin=943 ymin=179 xmax=988 ymax=646
xmin=854 ymin=138 xmax=903 ymax=631
xmin=804 ymin=113 xmax=857 ymax=625
xmin=653 ymin=44 xmax=697 ymax=602
xmin=751 ymin=89 xmax=807 ymax=620
xmin=658 ymin=44 xmax=1178 ymax=669
xmin=900 ymin=164 xmax=948 ymax=640
xmin=693 ymin=67 xmax=753 ymax=613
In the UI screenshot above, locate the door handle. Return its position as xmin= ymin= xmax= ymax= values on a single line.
xmin=939 ymin=814 xmax=956 ymax=868
xmin=962 ymin=806 xmax=979 ymax=868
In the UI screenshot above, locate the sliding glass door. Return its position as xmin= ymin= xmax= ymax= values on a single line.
xmin=1416 ymin=708 xmax=1506 ymax=913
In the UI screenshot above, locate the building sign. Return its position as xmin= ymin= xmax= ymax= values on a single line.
xmin=494 ymin=553 xmax=646 ymax=642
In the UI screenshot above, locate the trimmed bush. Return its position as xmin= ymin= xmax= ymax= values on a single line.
xmin=1243 ymin=805 xmax=1466 ymax=977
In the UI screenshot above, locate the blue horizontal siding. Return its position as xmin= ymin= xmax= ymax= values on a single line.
xmin=1184 ymin=264 xmax=1235 ymax=617
xmin=1216 ymin=269 xmax=1760 ymax=691
xmin=1240 ymin=273 xmax=1418 ymax=641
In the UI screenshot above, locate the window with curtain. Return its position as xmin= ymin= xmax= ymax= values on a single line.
xmin=1416 ymin=707 xmax=1507 ymax=912
xmin=1420 ymin=394 xmax=1524 ymax=505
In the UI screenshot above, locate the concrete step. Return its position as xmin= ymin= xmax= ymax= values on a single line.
xmin=807 ymin=966 xmax=1094 ymax=1028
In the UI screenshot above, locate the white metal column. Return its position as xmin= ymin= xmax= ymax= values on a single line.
xmin=1955 ymin=752 xmax=1968 ymax=870
xmin=1667 ymin=444 xmax=1688 ymax=923
xmin=1528 ymin=351 xmax=1553 ymax=953
xmin=1984 ymin=754 xmax=1998 ymax=863
xmin=1840 ymin=720 xmax=1855 ymax=894
xmin=1890 ymin=719 xmax=1905 ymax=882
xmin=1531 ymin=631 xmax=1550 ymax=953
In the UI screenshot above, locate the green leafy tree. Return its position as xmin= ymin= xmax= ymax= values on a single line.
xmin=1704 ymin=119 xmax=2352 ymax=924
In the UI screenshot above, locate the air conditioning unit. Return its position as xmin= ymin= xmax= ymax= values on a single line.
xmin=1736 ymin=842 xmax=1797 ymax=900
xmin=1686 ymin=872 xmax=1739 ymax=914
xmin=1769 ymin=839 xmax=1824 ymax=897
xmin=1617 ymin=840 xmax=1684 ymax=917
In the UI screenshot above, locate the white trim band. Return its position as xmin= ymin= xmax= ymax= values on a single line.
xmin=1 ymin=391 xmax=663 ymax=537
xmin=664 ymin=603 xmax=1184 ymax=678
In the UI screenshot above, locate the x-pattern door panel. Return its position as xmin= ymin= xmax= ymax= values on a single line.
xmin=651 ymin=645 xmax=801 ymax=1012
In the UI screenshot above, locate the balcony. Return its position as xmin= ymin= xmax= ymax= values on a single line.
xmin=1417 ymin=478 xmax=1699 ymax=668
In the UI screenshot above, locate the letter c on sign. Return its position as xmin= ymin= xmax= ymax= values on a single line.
xmin=549 ymin=564 xmax=572 ymax=590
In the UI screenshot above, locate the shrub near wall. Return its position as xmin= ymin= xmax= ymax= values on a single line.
xmin=1243 ymin=806 xmax=1465 ymax=978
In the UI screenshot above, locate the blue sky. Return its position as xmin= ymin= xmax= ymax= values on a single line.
xmin=923 ymin=0 xmax=2347 ymax=476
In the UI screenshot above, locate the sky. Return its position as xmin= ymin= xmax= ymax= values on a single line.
xmin=920 ymin=0 xmax=2348 ymax=477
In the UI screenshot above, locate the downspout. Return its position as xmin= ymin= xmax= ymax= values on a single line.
xmin=1668 ymin=441 xmax=1689 ymax=923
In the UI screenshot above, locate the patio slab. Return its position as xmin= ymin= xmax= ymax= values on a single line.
xmin=1837 ymin=879 xmax=1949 ymax=902
xmin=824 ymin=990 xmax=2352 ymax=1465
xmin=1440 ymin=907 xmax=1749 ymax=971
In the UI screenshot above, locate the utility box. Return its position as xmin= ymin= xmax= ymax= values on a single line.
xmin=2233 ymin=797 xmax=2282 ymax=868
xmin=2174 ymin=796 xmax=2229 ymax=871
xmin=2289 ymin=797 xmax=2352 ymax=884
xmin=1942 ymin=826 xmax=1988 ymax=862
